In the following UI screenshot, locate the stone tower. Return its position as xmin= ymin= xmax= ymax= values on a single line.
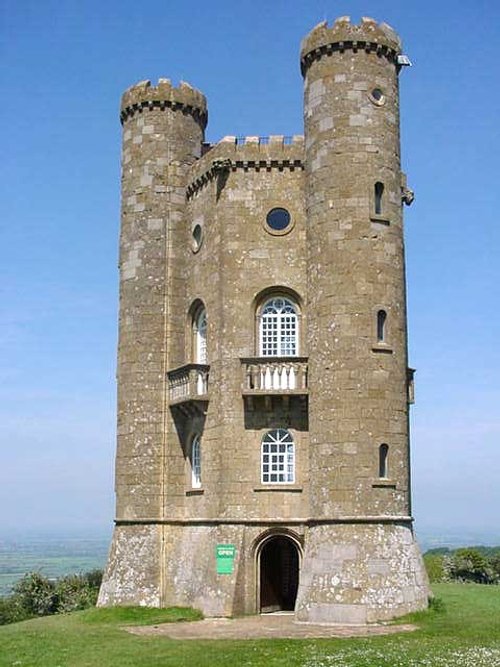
xmin=295 ymin=17 xmax=423 ymax=623
xmin=101 ymin=80 xmax=207 ymax=604
xmin=99 ymin=17 xmax=429 ymax=623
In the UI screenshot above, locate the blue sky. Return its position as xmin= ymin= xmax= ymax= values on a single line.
xmin=1 ymin=0 xmax=499 ymax=544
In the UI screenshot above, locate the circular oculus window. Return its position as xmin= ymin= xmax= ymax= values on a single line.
xmin=265 ymin=207 xmax=292 ymax=235
xmin=369 ymin=88 xmax=386 ymax=106
xmin=192 ymin=224 xmax=203 ymax=252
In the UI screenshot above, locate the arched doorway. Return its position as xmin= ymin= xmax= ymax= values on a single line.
xmin=259 ymin=535 xmax=299 ymax=613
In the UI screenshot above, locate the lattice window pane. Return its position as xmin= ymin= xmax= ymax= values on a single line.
xmin=261 ymin=429 xmax=295 ymax=484
xmin=260 ymin=298 xmax=298 ymax=357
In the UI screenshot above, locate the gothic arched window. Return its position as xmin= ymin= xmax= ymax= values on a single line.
xmin=261 ymin=429 xmax=295 ymax=484
xmin=259 ymin=297 xmax=298 ymax=357
xmin=195 ymin=308 xmax=207 ymax=364
xmin=191 ymin=435 xmax=202 ymax=488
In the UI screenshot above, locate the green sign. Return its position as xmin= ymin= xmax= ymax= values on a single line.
xmin=216 ymin=544 xmax=236 ymax=574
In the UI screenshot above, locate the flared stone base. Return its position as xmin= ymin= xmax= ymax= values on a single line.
xmin=98 ymin=522 xmax=252 ymax=615
xmin=98 ymin=520 xmax=429 ymax=623
xmin=97 ymin=524 xmax=162 ymax=607
xmin=295 ymin=522 xmax=429 ymax=624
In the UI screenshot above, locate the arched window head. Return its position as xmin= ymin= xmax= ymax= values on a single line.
xmin=195 ymin=308 xmax=207 ymax=364
xmin=379 ymin=444 xmax=389 ymax=479
xmin=374 ymin=182 xmax=384 ymax=215
xmin=191 ymin=435 xmax=201 ymax=488
xmin=261 ymin=429 xmax=295 ymax=484
xmin=259 ymin=297 xmax=298 ymax=357
xmin=377 ymin=309 xmax=387 ymax=342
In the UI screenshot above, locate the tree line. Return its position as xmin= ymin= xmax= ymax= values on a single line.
xmin=424 ymin=546 xmax=500 ymax=584
xmin=0 ymin=570 xmax=102 ymax=625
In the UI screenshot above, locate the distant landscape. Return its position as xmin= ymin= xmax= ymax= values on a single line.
xmin=1 ymin=528 xmax=499 ymax=596
xmin=0 ymin=535 xmax=110 ymax=596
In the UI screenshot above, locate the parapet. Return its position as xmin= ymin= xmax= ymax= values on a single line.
xmin=186 ymin=135 xmax=304 ymax=199
xmin=120 ymin=79 xmax=207 ymax=128
xmin=218 ymin=135 xmax=304 ymax=151
xmin=300 ymin=16 xmax=402 ymax=75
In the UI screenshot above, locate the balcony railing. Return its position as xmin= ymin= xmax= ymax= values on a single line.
xmin=167 ymin=364 xmax=210 ymax=407
xmin=240 ymin=357 xmax=308 ymax=395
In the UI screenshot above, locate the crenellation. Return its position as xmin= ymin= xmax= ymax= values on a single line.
xmin=300 ymin=17 xmax=402 ymax=76
xmin=186 ymin=136 xmax=305 ymax=198
xmin=120 ymin=78 xmax=207 ymax=127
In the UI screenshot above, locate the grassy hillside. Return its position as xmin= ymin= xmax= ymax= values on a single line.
xmin=0 ymin=584 xmax=499 ymax=666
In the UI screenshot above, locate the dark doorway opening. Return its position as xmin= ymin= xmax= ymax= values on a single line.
xmin=259 ymin=536 xmax=299 ymax=613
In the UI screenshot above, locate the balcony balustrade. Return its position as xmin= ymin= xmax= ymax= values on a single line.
xmin=167 ymin=364 xmax=209 ymax=413
xmin=241 ymin=357 xmax=308 ymax=395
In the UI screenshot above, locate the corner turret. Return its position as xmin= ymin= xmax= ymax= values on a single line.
xmin=120 ymin=79 xmax=207 ymax=128
xmin=296 ymin=15 xmax=428 ymax=623
xmin=98 ymin=76 xmax=207 ymax=608
xmin=300 ymin=16 xmax=401 ymax=72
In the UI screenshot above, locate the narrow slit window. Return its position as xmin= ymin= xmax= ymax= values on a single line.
xmin=191 ymin=435 xmax=201 ymax=488
xmin=377 ymin=309 xmax=387 ymax=342
xmin=379 ymin=444 xmax=389 ymax=478
xmin=374 ymin=182 xmax=384 ymax=215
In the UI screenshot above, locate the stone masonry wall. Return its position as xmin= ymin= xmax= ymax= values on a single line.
xmin=99 ymin=80 xmax=206 ymax=605
xmin=98 ymin=524 xmax=161 ymax=606
xmin=295 ymin=522 xmax=428 ymax=623
xmin=164 ymin=136 xmax=309 ymax=524
xmin=302 ymin=18 xmax=409 ymax=520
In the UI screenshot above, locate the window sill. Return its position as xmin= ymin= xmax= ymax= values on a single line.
xmin=371 ymin=345 xmax=393 ymax=354
xmin=186 ymin=489 xmax=204 ymax=496
xmin=253 ymin=485 xmax=303 ymax=493
xmin=370 ymin=215 xmax=391 ymax=226
xmin=372 ymin=479 xmax=396 ymax=488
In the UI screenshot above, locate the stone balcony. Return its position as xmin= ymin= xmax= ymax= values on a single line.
xmin=167 ymin=363 xmax=210 ymax=415
xmin=240 ymin=357 xmax=308 ymax=410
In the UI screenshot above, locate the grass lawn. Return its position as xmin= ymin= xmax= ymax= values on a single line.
xmin=0 ymin=584 xmax=499 ymax=666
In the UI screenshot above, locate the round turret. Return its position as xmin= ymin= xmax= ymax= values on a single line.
xmin=294 ymin=16 xmax=428 ymax=624
xmin=103 ymin=76 xmax=207 ymax=608
xmin=300 ymin=16 xmax=401 ymax=75
xmin=120 ymin=78 xmax=207 ymax=128
xmin=302 ymin=14 xmax=408 ymax=518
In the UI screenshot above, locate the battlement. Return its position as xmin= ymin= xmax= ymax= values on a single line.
xmin=187 ymin=135 xmax=304 ymax=198
xmin=193 ymin=135 xmax=304 ymax=172
xmin=228 ymin=135 xmax=304 ymax=148
xmin=300 ymin=16 xmax=402 ymax=75
xmin=120 ymin=79 xmax=207 ymax=128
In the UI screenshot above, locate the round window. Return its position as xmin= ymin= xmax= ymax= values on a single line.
xmin=192 ymin=224 xmax=203 ymax=252
xmin=266 ymin=208 xmax=291 ymax=232
xmin=369 ymin=88 xmax=385 ymax=106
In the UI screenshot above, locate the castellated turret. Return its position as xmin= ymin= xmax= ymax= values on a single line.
xmin=295 ymin=16 xmax=424 ymax=623
xmin=100 ymin=80 xmax=206 ymax=605
xmin=99 ymin=17 xmax=429 ymax=623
